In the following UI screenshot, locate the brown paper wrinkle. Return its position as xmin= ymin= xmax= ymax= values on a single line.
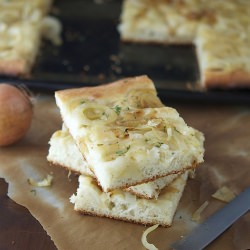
xmin=0 ymin=95 xmax=249 ymax=250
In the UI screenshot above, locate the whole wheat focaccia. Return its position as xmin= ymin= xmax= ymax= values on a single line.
xmin=0 ymin=0 xmax=53 ymax=76
xmin=70 ymin=172 xmax=188 ymax=227
xmin=119 ymin=0 xmax=250 ymax=88
xmin=55 ymin=76 xmax=204 ymax=192
xmin=48 ymin=127 xmax=181 ymax=199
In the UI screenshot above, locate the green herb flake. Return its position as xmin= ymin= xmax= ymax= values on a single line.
xmin=112 ymin=105 xmax=122 ymax=115
xmin=116 ymin=145 xmax=130 ymax=156
xmin=155 ymin=142 xmax=164 ymax=148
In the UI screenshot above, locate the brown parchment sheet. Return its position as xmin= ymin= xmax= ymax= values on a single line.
xmin=0 ymin=95 xmax=249 ymax=250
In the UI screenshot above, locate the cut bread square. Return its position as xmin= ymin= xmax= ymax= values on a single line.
xmin=52 ymin=75 xmax=164 ymax=182
xmin=118 ymin=0 xmax=213 ymax=44
xmin=0 ymin=0 xmax=54 ymax=76
xmin=47 ymin=127 xmax=182 ymax=199
xmin=0 ymin=0 xmax=52 ymax=13
xmin=118 ymin=0 xmax=250 ymax=88
xmin=70 ymin=172 xmax=188 ymax=227
xmin=55 ymin=76 xmax=204 ymax=192
xmin=47 ymin=128 xmax=94 ymax=178
xmin=195 ymin=25 xmax=250 ymax=88
xmin=125 ymin=173 xmax=180 ymax=199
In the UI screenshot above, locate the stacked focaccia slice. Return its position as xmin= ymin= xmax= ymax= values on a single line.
xmin=48 ymin=127 xmax=181 ymax=200
xmin=48 ymin=75 xmax=205 ymax=226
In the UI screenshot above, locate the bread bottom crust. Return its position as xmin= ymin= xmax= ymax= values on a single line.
xmin=121 ymin=36 xmax=193 ymax=45
xmin=204 ymin=70 xmax=250 ymax=89
xmin=0 ymin=60 xmax=29 ymax=76
xmin=75 ymin=208 xmax=172 ymax=227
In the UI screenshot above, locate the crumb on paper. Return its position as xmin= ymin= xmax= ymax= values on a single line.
xmin=141 ymin=224 xmax=159 ymax=250
xmin=27 ymin=175 xmax=53 ymax=187
xmin=191 ymin=200 xmax=209 ymax=222
xmin=212 ymin=186 xmax=236 ymax=203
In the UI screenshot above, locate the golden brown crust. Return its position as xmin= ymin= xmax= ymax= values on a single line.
xmin=75 ymin=208 xmax=171 ymax=227
xmin=55 ymin=75 xmax=156 ymax=103
xmin=121 ymin=36 xmax=193 ymax=45
xmin=204 ymin=70 xmax=250 ymax=88
xmin=0 ymin=60 xmax=29 ymax=76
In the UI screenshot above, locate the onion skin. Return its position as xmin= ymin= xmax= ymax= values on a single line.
xmin=0 ymin=84 xmax=33 ymax=146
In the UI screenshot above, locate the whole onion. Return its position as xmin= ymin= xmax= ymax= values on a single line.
xmin=0 ymin=83 xmax=33 ymax=146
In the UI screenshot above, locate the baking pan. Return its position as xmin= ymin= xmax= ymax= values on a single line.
xmin=0 ymin=0 xmax=249 ymax=104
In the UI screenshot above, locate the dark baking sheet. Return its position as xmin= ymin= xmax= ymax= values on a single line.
xmin=0 ymin=0 xmax=249 ymax=103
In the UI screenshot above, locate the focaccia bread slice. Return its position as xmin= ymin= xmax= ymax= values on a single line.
xmin=47 ymin=128 xmax=181 ymax=199
xmin=0 ymin=0 xmax=52 ymax=75
xmin=119 ymin=0 xmax=250 ymax=89
xmin=0 ymin=0 xmax=52 ymax=13
xmin=119 ymin=0 xmax=250 ymax=42
xmin=125 ymin=173 xmax=179 ymax=199
xmin=47 ymin=128 xmax=94 ymax=177
xmin=119 ymin=0 xmax=250 ymax=45
xmin=118 ymin=0 xmax=216 ymax=44
xmin=196 ymin=25 xmax=250 ymax=88
xmin=55 ymin=76 xmax=204 ymax=192
xmin=70 ymin=172 xmax=188 ymax=227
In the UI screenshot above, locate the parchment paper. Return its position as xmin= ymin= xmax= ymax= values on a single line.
xmin=0 ymin=95 xmax=249 ymax=250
